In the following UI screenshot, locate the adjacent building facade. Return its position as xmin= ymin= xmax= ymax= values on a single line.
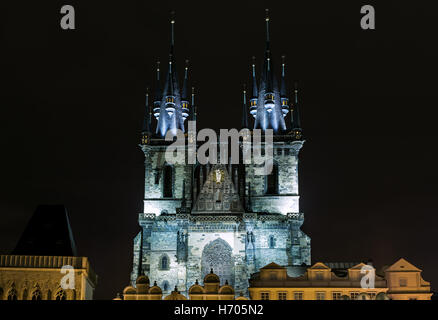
xmin=248 ymin=259 xmax=432 ymax=300
xmin=0 ymin=205 xmax=97 ymax=300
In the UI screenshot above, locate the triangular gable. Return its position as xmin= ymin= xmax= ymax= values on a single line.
xmin=309 ymin=262 xmax=331 ymax=270
xmin=385 ymin=258 xmax=421 ymax=272
xmin=192 ymin=164 xmax=244 ymax=214
xmin=350 ymin=262 xmax=368 ymax=270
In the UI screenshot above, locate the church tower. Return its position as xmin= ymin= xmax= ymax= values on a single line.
xmin=131 ymin=10 xmax=311 ymax=297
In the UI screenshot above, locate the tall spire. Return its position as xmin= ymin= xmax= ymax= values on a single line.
xmin=141 ymin=88 xmax=152 ymax=145
xmin=280 ymin=55 xmax=289 ymax=118
xmin=142 ymin=88 xmax=150 ymax=131
xmin=253 ymin=9 xmax=287 ymax=134
xmin=191 ymin=86 xmax=197 ymax=121
xmin=280 ymin=55 xmax=287 ymax=97
xmin=170 ymin=10 xmax=175 ymax=55
xmin=249 ymin=56 xmax=258 ymax=118
xmin=291 ymin=81 xmax=302 ymax=139
xmin=241 ymin=84 xmax=249 ymax=129
xmin=155 ymin=11 xmax=186 ymax=138
xmin=153 ymin=61 xmax=162 ymax=120
xmin=265 ymin=9 xmax=270 ymax=50
xmin=181 ymin=59 xmax=189 ymax=121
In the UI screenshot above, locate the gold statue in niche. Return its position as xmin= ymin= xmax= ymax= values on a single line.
xmin=214 ymin=169 xmax=224 ymax=184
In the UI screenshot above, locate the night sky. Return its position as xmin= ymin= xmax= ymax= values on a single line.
xmin=1 ymin=1 xmax=437 ymax=299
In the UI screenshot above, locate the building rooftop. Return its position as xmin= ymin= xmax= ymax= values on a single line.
xmin=12 ymin=205 xmax=77 ymax=256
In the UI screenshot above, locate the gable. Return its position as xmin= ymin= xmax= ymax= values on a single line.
xmin=385 ymin=258 xmax=421 ymax=272
xmin=191 ymin=164 xmax=244 ymax=214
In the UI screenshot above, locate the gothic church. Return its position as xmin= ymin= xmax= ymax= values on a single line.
xmin=130 ymin=11 xmax=311 ymax=296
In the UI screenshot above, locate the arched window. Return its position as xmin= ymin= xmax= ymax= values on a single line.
xmin=160 ymin=255 xmax=169 ymax=270
xmin=7 ymin=288 xmax=17 ymax=301
xmin=269 ymin=235 xmax=276 ymax=248
xmin=163 ymin=165 xmax=173 ymax=198
xmin=47 ymin=289 xmax=52 ymax=300
xmin=31 ymin=289 xmax=42 ymax=300
xmin=55 ymin=290 xmax=66 ymax=301
xmin=265 ymin=163 xmax=279 ymax=195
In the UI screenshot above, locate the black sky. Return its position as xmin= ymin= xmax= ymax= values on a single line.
xmin=1 ymin=1 xmax=438 ymax=299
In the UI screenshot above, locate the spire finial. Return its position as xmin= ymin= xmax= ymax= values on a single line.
xmin=281 ymin=55 xmax=286 ymax=77
xmin=265 ymin=9 xmax=270 ymax=45
xmin=170 ymin=11 xmax=175 ymax=52
xmin=185 ymin=59 xmax=189 ymax=78
xmin=294 ymin=81 xmax=299 ymax=104
xmin=156 ymin=61 xmax=161 ymax=80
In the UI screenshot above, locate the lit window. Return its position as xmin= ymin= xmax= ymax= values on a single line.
xmin=293 ymin=292 xmax=303 ymax=300
xmin=368 ymin=292 xmax=376 ymax=299
xmin=261 ymin=292 xmax=270 ymax=300
xmin=316 ymin=292 xmax=326 ymax=300
xmin=350 ymin=292 xmax=360 ymax=300
xmin=332 ymin=292 xmax=342 ymax=300
xmin=278 ymin=292 xmax=287 ymax=300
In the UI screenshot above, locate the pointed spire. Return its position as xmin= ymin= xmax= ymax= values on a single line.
xmin=265 ymin=9 xmax=270 ymax=49
xmin=241 ymin=84 xmax=249 ymax=128
xmin=154 ymin=61 xmax=162 ymax=101
xmin=280 ymin=55 xmax=287 ymax=97
xmin=291 ymin=81 xmax=302 ymax=138
xmin=251 ymin=56 xmax=258 ymax=99
xmin=181 ymin=59 xmax=189 ymax=101
xmin=191 ymin=86 xmax=197 ymax=121
xmin=170 ymin=11 xmax=175 ymax=55
xmin=142 ymin=88 xmax=151 ymax=133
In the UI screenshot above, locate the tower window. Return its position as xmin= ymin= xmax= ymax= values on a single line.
xmin=160 ymin=255 xmax=169 ymax=270
xmin=163 ymin=165 xmax=173 ymax=198
xmin=265 ymin=163 xmax=278 ymax=195
xmin=268 ymin=235 xmax=276 ymax=248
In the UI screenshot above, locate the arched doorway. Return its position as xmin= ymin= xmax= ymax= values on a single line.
xmin=201 ymin=238 xmax=234 ymax=286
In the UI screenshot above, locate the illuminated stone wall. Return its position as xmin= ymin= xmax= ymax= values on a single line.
xmin=131 ymin=140 xmax=311 ymax=297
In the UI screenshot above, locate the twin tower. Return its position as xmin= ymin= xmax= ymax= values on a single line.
xmin=141 ymin=10 xmax=303 ymax=142
xmin=131 ymin=10 xmax=310 ymax=297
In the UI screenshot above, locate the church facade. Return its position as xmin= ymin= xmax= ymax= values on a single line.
xmin=130 ymin=12 xmax=311 ymax=296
